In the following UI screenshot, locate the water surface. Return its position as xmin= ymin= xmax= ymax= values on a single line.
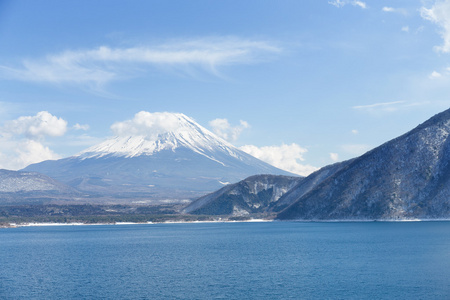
xmin=1 ymin=221 xmax=449 ymax=299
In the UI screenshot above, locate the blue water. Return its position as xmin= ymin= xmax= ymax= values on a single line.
xmin=1 ymin=222 xmax=450 ymax=299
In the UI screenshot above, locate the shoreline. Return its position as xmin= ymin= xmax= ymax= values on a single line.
xmin=3 ymin=218 xmax=450 ymax=228
xmin=3 ymin=218 xmax=273 ymax=228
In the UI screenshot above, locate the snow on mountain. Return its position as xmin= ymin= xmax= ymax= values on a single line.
xmin=77 ymin=113 xmax=242 ymax=164
xmin=184 ymin=174 xmax=303 ymax=216
xmin=23 ymin=112 xmax=292 ymax=202
xmin=276 ymin=108 xmax=450 ymax=220
xmin=0 ymin=169 xmax=80 ymax=204
xmin=0 ymin=169 xmax=60 ymax=193
xmin=183 ymin=160 xmax=347 ymax=217
xmin=185 ymin=108 xmax=450 ymax=220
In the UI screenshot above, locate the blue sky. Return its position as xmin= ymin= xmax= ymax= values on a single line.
xmin=0 ymin=0 xmax=450 ymax=175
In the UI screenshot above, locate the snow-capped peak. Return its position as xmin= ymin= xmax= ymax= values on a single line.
xmin=76 ymin=112 xmax=241 ymax=161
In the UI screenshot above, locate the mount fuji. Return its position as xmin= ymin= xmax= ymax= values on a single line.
xmin=23 ymin=112 xmax=294 ymax=202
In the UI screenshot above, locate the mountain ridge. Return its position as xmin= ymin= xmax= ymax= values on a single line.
xmin=0 ymin=169 xmax=81 ymax=204
xmin=184 ymin=108 xmax=450 ymax=220
xmin=276 ymin=108 xmax=450 ymax=220
xmin=23 ymin=112 xmax=293 ymax=201
xmin=76 ymin=113 xmax=243 ymax=163
xmin=184 ymin=174 xmax=303 ymax=216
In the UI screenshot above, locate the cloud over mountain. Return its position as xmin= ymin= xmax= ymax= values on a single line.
xmin=24 ymin=112 xmax=293 ymax=200
xmin=0 ymin=111 xmax=67 ymax=170
xmin=110 ymin=111 xmax=183 ymax=140
xmin=239 ymin=143 xmax=318 ymax=176
xmin=209 ymin=118 xmax=249 ymax=142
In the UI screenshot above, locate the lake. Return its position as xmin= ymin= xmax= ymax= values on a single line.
xmin=1 ymin=221 xmax=449 ymax=299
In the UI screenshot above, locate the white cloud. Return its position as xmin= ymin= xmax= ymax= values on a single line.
xmin=401 ymin=26 xmax=410 ymax=32
xmin=330 ymin=152 xmax=339 ymax=162
xmin=341 ymin=144 xmax=372 ymax=156
xmin=0 ymin=37 xmax=282 ymax=86
xmin=351 ymin=129 xmax=359 ymax=135
xmin=329 ymin=0 xmax=345 ymax=7
xmin=73 ymin=123 xmax=90 ymax=131
xmin=209 ymin=118 xmax=249 ymax=142
xmin=0 ymin=111 xmax=69 ymax=169
xmin=352 ymin=101 xmax=406 ymax=112
xmin=112 ymin=112 xmax=250 ymax=142
xmin=353 ymin=1 xmax=367 ymax=9
xmin=239 ymin=143 xmax=318 ymax=176
xmin=3 ymin=111 xmax=67 ymax=139
xmin=329 ymin=0 xmax=367 ymax=9
xmin=13 ymin=140 xmax=61 ymax=169
xmin=421 ymin=0 xmax=450 ymax=53
xmin=430 ymin=70 xmax=443 ymax=78
xmin=382 ymin=7 xmax=395 ymax=12
xmin=382 ymin=7 xmax=408 ymax=15
xmin=111 ymin=111 xmax=183 ymax=139
xmin=0 ymin=139 xmax=61 ymax=170
xmin=353 ymin=101 xmax=430 ymax=114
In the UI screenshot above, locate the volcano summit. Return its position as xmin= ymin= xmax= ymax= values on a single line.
xmin=23 ymin=112 xmax=293 ymax=202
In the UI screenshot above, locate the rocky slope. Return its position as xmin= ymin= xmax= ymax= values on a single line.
xmin=270 ymin=160 xmax=353 ymax=213
xmin=184 ymin=174 xmax=303 ymax=216
xmin=277 ymin=108 xmax=450 ymax=220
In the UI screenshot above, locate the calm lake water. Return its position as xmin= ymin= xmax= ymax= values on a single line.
xmin=1 ymin=221 xmax=449 ymax=299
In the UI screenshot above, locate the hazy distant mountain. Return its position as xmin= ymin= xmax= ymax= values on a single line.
xmin=0 ymin=169 xmax=80 ymax=204
xmin=277 ymin=108 xmax=450 ymax=220
xmin=23 ymin=113 xmax=292 ymax=201
xmin=184 ymin=174 xmax=303 ymax=216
